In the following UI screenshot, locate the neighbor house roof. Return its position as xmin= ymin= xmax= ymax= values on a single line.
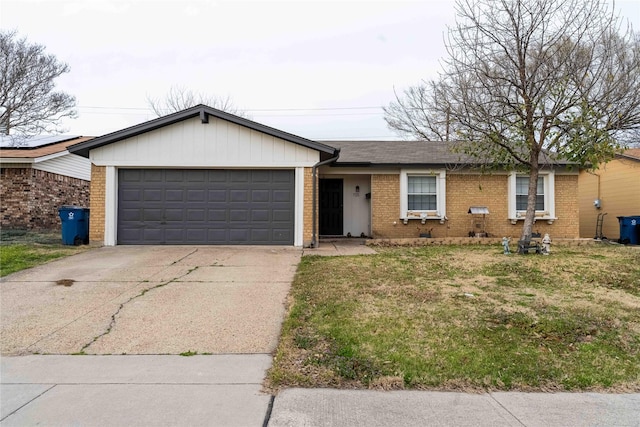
xmin=322 ymin=140 xmax=575 ymax=167
xmin=0 ymin=136 xmax=94 ymax=162
xmin=619 ymin=148 xmax=640 ymax=161
xmin=69 ymin=104 xmax=337 ymax=158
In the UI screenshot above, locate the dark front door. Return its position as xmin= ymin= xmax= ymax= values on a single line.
xmin=319 ymin=179 xmax=343 ymax=235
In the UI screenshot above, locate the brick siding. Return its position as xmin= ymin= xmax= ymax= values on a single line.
xmin=371 ymin=172 xmax=579 ymax=239
xmin=83 ymin=166 xmax=578 ymax=246
xmin=0 ymin=167 xmax=89 ymax=230
xmin=303 ymin=167 xmax=314 ymax=246
xmin=89 ymin=165 xmax=106 ymax=242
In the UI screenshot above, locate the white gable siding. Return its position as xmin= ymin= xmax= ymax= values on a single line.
xmin=33 ymin=153 xmax=91 ymax=181
xmin=90 ymin=117 xmax=320 ymax=167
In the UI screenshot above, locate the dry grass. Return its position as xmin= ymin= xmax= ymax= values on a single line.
xmin=267 ymin=244 xmax=640 ymax=393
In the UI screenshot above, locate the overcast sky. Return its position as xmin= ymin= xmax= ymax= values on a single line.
xmin=2 ymin=0 xmax=639 ymax=141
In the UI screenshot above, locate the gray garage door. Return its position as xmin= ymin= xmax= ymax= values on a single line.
xmin=117 ymin=169 xmax=294 ymax=245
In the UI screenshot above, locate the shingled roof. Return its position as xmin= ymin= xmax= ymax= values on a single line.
xmin=0 ymin=136 xmax=94 ymax=160
xmin=322 ymin=140 xmax=576 ymax=167
xmin=619 ymin=148 xmax=640 ymax=161
xmin=321 ymin=140 xmax=469 ymax=166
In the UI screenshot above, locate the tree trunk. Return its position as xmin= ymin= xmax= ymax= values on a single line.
xmin=2 ymin=110 xmax=10 ymax=135
xmin=520 ymin=151 xmax=540 ymax=247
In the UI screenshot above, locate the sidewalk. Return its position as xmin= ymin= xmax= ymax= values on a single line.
xmin=268 ymin=388 xmax=640 ymax=427
xmin=1 ymin=355 xmax=272 ymax=427
xmin=3 ymin=355 xmax=639 ymax=426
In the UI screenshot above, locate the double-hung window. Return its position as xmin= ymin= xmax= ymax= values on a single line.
xmin=508 ymin=172 xmax=555 ymax=223
xmin=515 ymin=176 xmax=544 ymax=211
xmin=408 ymin=176 xmax=437 ymax=211
xmin=400 ymin=169 xmax=446 ymax=220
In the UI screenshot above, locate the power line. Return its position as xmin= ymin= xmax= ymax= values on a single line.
xmin=77 ymin=105 xmax=386 ymax=112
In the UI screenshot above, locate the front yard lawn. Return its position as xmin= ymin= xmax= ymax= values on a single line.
xmin=0 ymin=230 xmax=91 ymax=277
xmin=267 ymin=244 xmax=640 ymax=392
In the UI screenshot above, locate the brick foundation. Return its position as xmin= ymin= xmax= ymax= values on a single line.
xmin=0 ymin=168 xmax=90 ymax=230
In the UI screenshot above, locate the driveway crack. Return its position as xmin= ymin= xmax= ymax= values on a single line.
xmin=78 ymin=266 xmax=199 ymax=353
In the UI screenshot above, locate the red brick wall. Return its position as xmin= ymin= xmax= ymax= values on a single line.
xmin=0 ymin=168 xmax=90 ymax=230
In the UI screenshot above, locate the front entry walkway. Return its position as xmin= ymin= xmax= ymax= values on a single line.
xmin=304 ymin=238 xmax=377 ymax=256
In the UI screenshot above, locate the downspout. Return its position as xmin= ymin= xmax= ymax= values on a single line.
xmin=311 ymin=149 xmax=340 ymax=248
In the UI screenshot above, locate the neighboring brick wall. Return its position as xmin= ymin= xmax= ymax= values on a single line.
xmin=370 ymin=172 xmax=580 ymax=239
xmin=0 ymin=167 xmax=89 ymax=230
xmin=89 ymin=165 xmax=106 ymax=242
xmin=303 ymin=167 xmax=314 ymax=246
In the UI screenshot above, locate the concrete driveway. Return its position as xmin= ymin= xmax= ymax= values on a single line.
xmin=1 ymin=245 xmax=301 ymax=355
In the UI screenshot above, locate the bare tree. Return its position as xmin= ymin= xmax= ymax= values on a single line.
xmin=0 ymin=30 xmax=77 ymax=139
xmin=147 ymin=85 xmax=248 ymax=118
xmin=385 ymin=0 xmax=640 ymax=245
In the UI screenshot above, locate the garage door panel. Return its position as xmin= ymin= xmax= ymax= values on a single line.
xmin=252 ymin=190 xmax=270 ymax=202
xmin=165 ymin=170 xmax=184 ymax=181
xmin=143 ymin=209 xmax=163 ymax=221
xmin=229 ymin=229 xmax=250 ymax=242
xmin=207 ymin=229 xmax=228 ymax=242
xmin=120 ymin=208 xmax=141 ymax=221
xmin=120 ymin=169 xmax=140 ymax=181
xmin=187 ymin=170 xmax=206 ymax=182
xmin=230 ymin=170 xmax=249 ymax=182
xmin=252 ymin=210 xmax=269 ymax=222
xmin=186 ymin=229 xmax=207 ymax=241
xmin=273 ymin=190 xmax=291 ymax=202
xmin=165 ymin=189 xmax=184 ymax=201
xmin=230 ymin=209 xmax=248 ymax=222
xmin=143 ymin=189 xmax=163 ymax=201
xmin=187 ymin=209 xmax=206 ymax=221
xmin=209 ymin=170 xmax=227 ymax=182
xmin=272 ymin=170 xmax=293 ymax=182
xmin=187 ymin=189 xmax=205 ymax=201
xmin=208 ymin=190 xmax=226 ymax=202
xmin=208 ymin=209 xmax=227 ymax=221
xmin=143 ymin=228 xmax=163 ymax=242
xmin=251 ymin=170 xmax=270 ymax=182
xmin=273 ymin=209 xmax=292 ymax=222
xmin=251 ymin=229 xmax=270 ymax=242
xmin=163 ymin=229 xmax=184 ymax=242
xmin=118 ymin=169 xmax=294 ymax=245
xmin=121 ymin=189 xmax=142 ymax=202
xmin=164 ymin=209 xmax=184 ymax=221
xmin=121 ymin=228 xmax=142 ymax=241
xmin=230 ymin=190 xmax=248 ymax=202
xmin=144 ymin=170 xmax=163 ymax=181
xmin=273 ymin=229 xmax=292 ymax=242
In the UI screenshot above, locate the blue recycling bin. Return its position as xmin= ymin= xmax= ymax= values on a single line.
xmin=617 ymin=216 xmax=640 ymax=245
xmin=58 ymin=206 xmax=90 ymax=245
